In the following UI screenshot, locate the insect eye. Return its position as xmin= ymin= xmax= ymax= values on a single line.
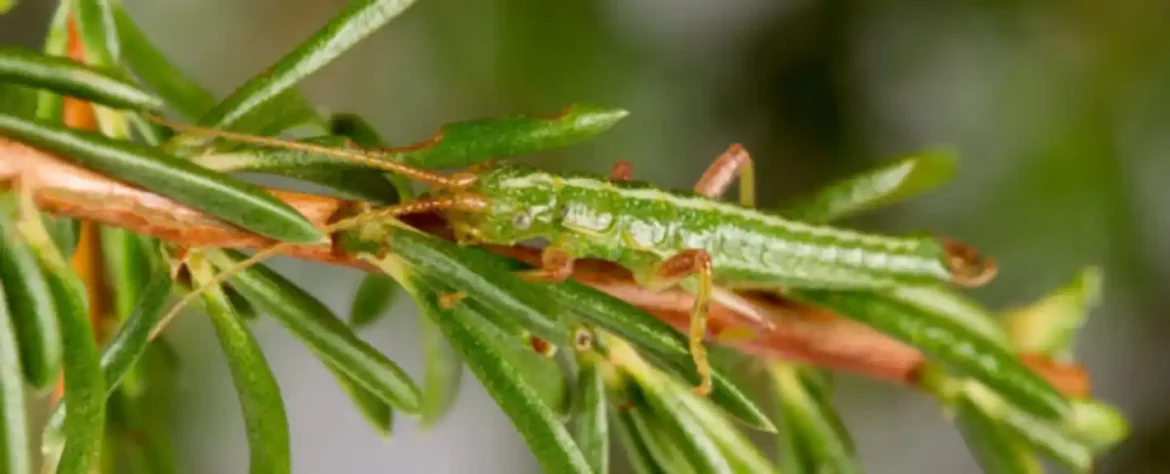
xmin=512 ymin=212 xmax=533 ymax=230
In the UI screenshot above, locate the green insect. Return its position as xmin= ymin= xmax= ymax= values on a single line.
xmin=159 ymin=123 xmax=996 ymax=396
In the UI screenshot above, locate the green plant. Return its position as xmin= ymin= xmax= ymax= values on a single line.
xmin=0 ymin=1 xmax=1127 ymax=474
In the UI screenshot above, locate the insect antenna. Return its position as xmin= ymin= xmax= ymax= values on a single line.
xmin=147 ymin=194 xmax=486 ymax=340
xmin=144 ymin=114 xmax=477 ymax=189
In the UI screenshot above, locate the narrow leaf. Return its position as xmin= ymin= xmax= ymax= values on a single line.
xmin=358 ymin=104 xmax=628 ymax=169
xmin=328 ymin=364 xmax=394 ymax=438
xmin=212 ymin=250 xmax=421 ymax=414
xmin=35 ymin=0 xmax=73 ymax=124
xmin=631 ymin=380 xmax=731 ymax=474
xmin=113 ymin=8 xmax=215 ymax=118
xmin=572 ymin=353 xmax=609 ymax=474
xmin=625 ymin=404 xmax=695 ymax=474
xmin=671 ymin=373 xmax=778 ymax=474
xmin=0 ymin=46 xmax=161 ymax=110
xmin=1001 ymin=267 xmax=1102 ymax=358
xmin=397 ymin=275 xmax=591 ymax=474
xmin=1066 ymin=399 xmax=1128 ymax=452
xmin=964 ymin=383 xmax=1092 ymax=472
xmin=99 ymin=227 xmax=154 ymax=321
xmin=781 ymin=149 xmax=957 ymax=223
xmin=887 ymin=285 xmax=1011 ymax=349
xmin=954 ymin=396 xmax=1043 ymax=474
xmin=349 ymin=273 xmax=398 ymax=329
xmin=0 ymin=209 xmax=61 ymax=389
xmin=44 ymin=269 xmax=173 ymax=439
xmin=194 ymin=136 xmax=401 ymax=204
xmin=611 ymin=407 xmax=669 ymax=474
xmin=197 ymin=0 xmax=422 ymax=131
xmin=0 ymin=82 xmax=37 ymax=119
xmin=385 ymin=227 xmax=573 ymax=346
xmin=789 ymin=288 xmax=1069 ymax=420
xmin=0 ymin=113 xmax=324 ymax=243
xmin=328 ymin=112 xmax=411 ymax=199
xmin=0 ymin=280 xmax=32 ymax=474
xmin=769 ymin=362 xmax=859 ymax=474
xmin=75 ymin=0 xmax=121 ymax=67
xmin=194 ymin=263 xmax=290 ymax=474
xmin=34 ymin=250 xmax=105 ymax=474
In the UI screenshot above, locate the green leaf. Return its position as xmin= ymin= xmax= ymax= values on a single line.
xmin=571 ymin=352 xmax=609 ymax=474
xmin=419 ymin=315 xmax=463 ymax=429
xmin=611 ymin=407 xmax=669 ymax=474
xmin=385 ymin=227 xmax=573 ymax=346
xmin=962 ymin=382 xmax=1092 ymax=473
xmin=193 ymin=261 xmax=290 ymax=474
xmin=394 ymin=276 xmax=591 ymax=474
xmin=670 ymin=370 xmax=778 ymax=474
xmin=76 ymin=0 xmax=121 ymax=67
xmin=623 ymin=403 xmax=695 ymax=474
xmin=887 ymin=285 xmax=1011 ymax=349
xmin=954 ymin=396 xmax=1043 ymax=474
xmin=0 ymin=82 xmax=37 ymax=119
xmin=44 ymin=269 xmax=173 ymax=440
xmin=1065 ymin=399 xmax=1128 ymax=452
xmin=349 ymin=273 xmax=398 ymax=329
xmin=212 ymin=250 xmax=421 ymax=414
xmin=358 ymin=104 xmax=628 ymax=169
xmin=35 ymin=0 xmax=73 ymax=124
xmin=114 ymin=8 xmax=216 ymax=118
xmin=0 ymin=113 xmax=324 ymax=243
xmin=0 ymin=209 xmax=62 ymax=390
xmin=100 ymin=227 xmax=155 ymax=321
xmin=628 ymin=379 xmax=732 ymax=474
xmin=40 ymin=213 xmax=79 ymax=258
xmin=193 ymin=136 xmax=401 ymax=204
xmin=769 ymin=362 xmax=859 ymax=474
xmin=0 ymin=46 xmax=161 ymax=110
xmin=328 ymin=113 xmax=411 ymax=199
xmin=35 ymin=249 xmax=105 ymax=474
xmin=781 ymin=149 xmax=957 ymax=223
xmin=789 ymin=288 xmax=1069 ymax=420
xmin=328 ymin=365 xmax=394 ymax=439
xmin=197 ymin=0 xmax=422 ymax=131
xmin=1001 ymin=267 xmax=1102 ymax=359
xmin=0 ymin=279 xmax=32 ymax=474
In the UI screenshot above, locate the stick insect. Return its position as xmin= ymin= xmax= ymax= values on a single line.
xmin=152 ymin=120 xmax=996 ymax=396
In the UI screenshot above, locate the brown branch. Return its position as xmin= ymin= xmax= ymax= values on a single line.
xmin=0 ymin=137 xmax=1089 ymax=397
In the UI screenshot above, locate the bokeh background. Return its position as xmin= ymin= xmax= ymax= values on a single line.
xmin=3 ymin=0 xmax=1168 ymax=472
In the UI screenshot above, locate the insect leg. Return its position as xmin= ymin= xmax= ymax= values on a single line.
xmin=693 ymin=143 xmax=755 ymax=207
xmin=646 ymin=249 xmax=714 ymax=395
xmin=515 ymin=246 xmax=575 ymax=283
xmin=609 ymin=160 xmax=633 ymax=181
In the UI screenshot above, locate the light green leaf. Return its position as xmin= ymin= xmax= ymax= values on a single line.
xmin=769 ymin=362 xmax=858 ymax=474
xmin=35 ymin=0 xmax=73 ymax=124
xmin=419 ymin=315 xmax=463 ymax=429
xmin=1001 ymin=267 xmax=1102 ymax=359
xmin=329 ymin=365 xmax=394 ymax=439
xmin=197 ymin=0 xmax=422 ymax=131
xmin=781 ymin=149 xmax=957 ymax=223
xmin=0 ymin=278 xmax=32 ymax=474
xmin=75 ymin=0 xmax=121 ymax=67
xmin=0 ymin=46 xmax=161 ymax=110
xmin=963 ymin=382 xmax=1092 ymax=473
xmin=193 ymin=260 xmax=290 ymax=474
xmin=212 ymin=250 xmax=421 ymax=414
xmin=954 ymin=396 xmax=1043 ymax=474
xmin=0 ymin=113 xmax=324 ymax=243
xmin=0 ymin=208 xmax=61 ymax=390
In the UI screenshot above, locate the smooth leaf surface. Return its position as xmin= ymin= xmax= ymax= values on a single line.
xmin=0 ymin=280 xmax=31 ymax=474
xmin=671 ymin=373 xmax=778 ymax=474
xmin=625 ymin=404 xmax=694 ymax=474
xmin=571 ymin=353 xmax=609 ymax=474
xmin=888 ymin=286 xmax=1011 ymax=349
xmin=214 ymin=251 xmax=421 ymax=413
xmin=114 ymin=8 xmax=216 ymax=118
xmin=328 ymin=364 xmax=394 ymax=438
xmin=0 ymin=113 xmax=324 ymax=243
xmin=419 ymin=314 xmax=463 ymax=428
xmin=35 ymin=0 xmax=72 ymax=124
xmin=0 ymin=209 xmax=61 ymax=389
xmin=611 ymin=407 xmax=669 ymax=474
xmin=964 ymin=383 xmax=1092 ymax=472
xmin=955 ymin=396 xmax=1043 ymax=474
xmin=633 ymin=381 xmax=731 ymax=474
xmin=349 ymin=273 xmax=399 ymax=328
xmin=99 ymin=227 xmax=154 ymax=321
xmin=781 ymin=150 xmax=957 ymax=223
xmin=75 ymin=0 xmax=121 ymax=67
xmin=789 ymin=288 xmax=1069 ymax=420
xmin=196 ymin=269 xmax=290 ymax=474
xmin=397 ymin=276 xmax=592 ymax=474
xmin=0 ymin=46 xmax=160 ymax=110
xmin=197 ymin=0 xmax=422 ymax=131
xmin=0 ymin=82 xmax=37 ymax=119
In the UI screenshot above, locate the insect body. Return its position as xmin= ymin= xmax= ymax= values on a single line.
xmin=158 ymin=121 xmax=995 ymax=396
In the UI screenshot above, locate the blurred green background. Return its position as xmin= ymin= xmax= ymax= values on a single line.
xmin=3 ymin=0 xmax=1168 ymax=472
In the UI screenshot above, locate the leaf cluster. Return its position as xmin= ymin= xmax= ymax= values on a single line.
xmin=0 ymin=2 xmax=1126 ymax=474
